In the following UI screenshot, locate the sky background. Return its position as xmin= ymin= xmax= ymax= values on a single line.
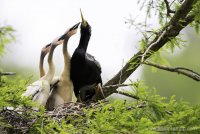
xmin=0 ymin=0 xmax=147 ymax=83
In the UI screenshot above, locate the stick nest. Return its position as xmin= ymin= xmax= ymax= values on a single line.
xmin=0 ymin=101 xmax=108 ymax=134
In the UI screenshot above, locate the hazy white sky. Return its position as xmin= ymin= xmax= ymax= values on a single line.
xmin=1 ymin=0 xmax=146 ymax=83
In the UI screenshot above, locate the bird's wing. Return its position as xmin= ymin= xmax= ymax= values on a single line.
xmin=86 ymin=53 xmax=101 ymax=72
xmin=23 ymin=81 xmax=40 ymax=97
xmin=22 ymin=80 xmax=47 ymax=99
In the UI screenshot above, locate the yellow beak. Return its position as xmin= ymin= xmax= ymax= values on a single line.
xmin=80 ymin=9 xmax=87 ymax=28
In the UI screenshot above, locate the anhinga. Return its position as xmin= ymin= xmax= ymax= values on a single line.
xmin=70 ymin=10 xmax=102 ymax=102
xmin=39 ymin=43 xmax=60 ymax=89
xmin=22 ymin=38 xmax=62 ymax=108
xmin=46 ymin=23 xmax=80 ymax=110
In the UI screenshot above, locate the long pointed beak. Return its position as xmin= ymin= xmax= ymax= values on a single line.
xmin=72 ymin=22 xmax=80 ymax=30
xmin=58 ymin=22 xmax=80 ymax=41
xmin=80 ymin=9 xmax=87 ymax=27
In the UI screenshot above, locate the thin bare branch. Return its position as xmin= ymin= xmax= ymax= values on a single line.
xmin=0 ymin=72 xmax=16 ymax=81
xmin=114 ymin=91 xmax=140 ymax=100
xmin=164 ymin=0 xmax=176 ymax=17
xmin=102 ymin=83 xmax=134 ymax=90
xmin=142 ymin=62 xmax=200 ymax=81
xmin=0 ymin=72 xmax=16 ymax=76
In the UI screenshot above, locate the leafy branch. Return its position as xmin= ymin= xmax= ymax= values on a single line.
xmin=114 ymin=90 xmax=140 ymax=100
xmin=0 ymin=25 xmax=15 ymax=55
xmin=100 ymin=0 xmax=198 ymax=99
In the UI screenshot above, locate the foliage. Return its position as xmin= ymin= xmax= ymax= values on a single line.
xmin=138 ymin=0 xmax=200 ymax=105
xmin=0 ymin=25 xmax=15 ymax=56
xmin=0 ymin=76 xmax=37 ymax=132
xmin=0 ymin=76 xmax=34 ymax=108
xmin=190 ymin=0 xmax=200 ymax=34
xmin=1 ymin=78 xmax=200 ymax=133
xmin=133 ymin=0 xmax=200 ymax=66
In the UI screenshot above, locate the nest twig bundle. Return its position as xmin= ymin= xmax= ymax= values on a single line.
xmin=0 ymin=101 xmax=109 ymax=134
xmin=0 ymin=109 xmax=34 ymax=134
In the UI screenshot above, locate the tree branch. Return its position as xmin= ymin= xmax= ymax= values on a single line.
xmin=114 ymin=91 xmax=140 ymax=100
xmin=0 ymin=72 xmax=16 ymax=81
xmin=141 ymin=30 xmax=167 ymax=62
xmin=102 ymin=83 xmax=133 ymax=90
xmin=164 ymin=0 xmax=176 ymax=16
xmin=0 ymin=72 xmax=16 ymax=76
xmin=100 ymin=0 xmax=196 ymax=99
xmin=142 ymin=62 xmax=200 ymax=81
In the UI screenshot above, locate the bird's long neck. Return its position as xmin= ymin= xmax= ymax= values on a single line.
xmin=39 ymin=52 xmax=45 ymax=77
xmin=61 ymin=36 xmax=71 ymax=81
xmin=43 ymin=45 xmax=56 ymax=83
xmin=78 ymin=31 xmax=90 ymax=52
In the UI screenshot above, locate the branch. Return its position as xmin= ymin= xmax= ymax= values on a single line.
xmin=164 ymin=0 xmax=176 ymax=17
xmin=0 ymin=72 xmax=16 ymax=81
xmin=0 ymin=72 xmax=16 ymax=76
xmin=102 ymin=83 xmax=134 ymax=90
xmin=114 ymin=91 xmax=140 ymax=100
xmin=141 ymin=30 xmax=167 ymax=62
xmin=111 ymin=92 xmax=173 ymax=115
xmin=101 ymin=0 xmax=196 ymax=99
xmin=142 ymin=62 xmax=200 ymax=81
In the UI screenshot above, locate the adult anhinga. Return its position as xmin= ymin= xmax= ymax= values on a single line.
xmin=70 ymin=10 xmax=103 ymax=102
xmin=46 ymin=23 xmax=80 ymax=110
xmin=22 ymin=38 xmax=62 ymax=108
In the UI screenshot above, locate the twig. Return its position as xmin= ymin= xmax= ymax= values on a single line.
xmin=114 ymin=91 xmax=140 ymax=100
xmin=164 ymin=0 xmax=176 ymax=17
xmin=165 ymin=110 xmax=173 ymax=116
xmin=115 ymin=91 xmax=174 ymax=115
xmin=170 ymin=0 xmax=176 ymax=6
xmin=0 ymin=72 xmax=16 ymax=81
xmin=119 ymin=59 xmax=124 ymax=85
xmin=102 ymin=83 xmax=134 ymax=90
xmin=0 ymin=72 xmax=16 ymax=76
xmin=142 ymin=62 xmax=200 ymax=81
xmin=141 ymin=30 xmax=167 ymax=62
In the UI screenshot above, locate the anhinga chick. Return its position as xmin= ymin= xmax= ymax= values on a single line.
xmin=70 ymin=10 xmax=103 ymax=102
xmin=46 ymin=23 xmax=80 ymax=111
xmin=23 ymin=38 xmax=61 ymax=110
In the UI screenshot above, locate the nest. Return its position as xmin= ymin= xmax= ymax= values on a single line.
xmin=0 ymin=109 xmax=33 ymax=134
xmin=0 ymin=101 xmax=108 ymax=134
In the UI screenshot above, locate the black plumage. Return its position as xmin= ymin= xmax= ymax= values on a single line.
xmin=78 ymin=84 xmax=96 ymax=101
xmin=70 ymin=13 xmax=102 ymax=102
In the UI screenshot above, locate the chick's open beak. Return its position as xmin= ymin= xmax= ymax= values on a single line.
xmin=80 ymin=9 xmax=87 ymax=28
